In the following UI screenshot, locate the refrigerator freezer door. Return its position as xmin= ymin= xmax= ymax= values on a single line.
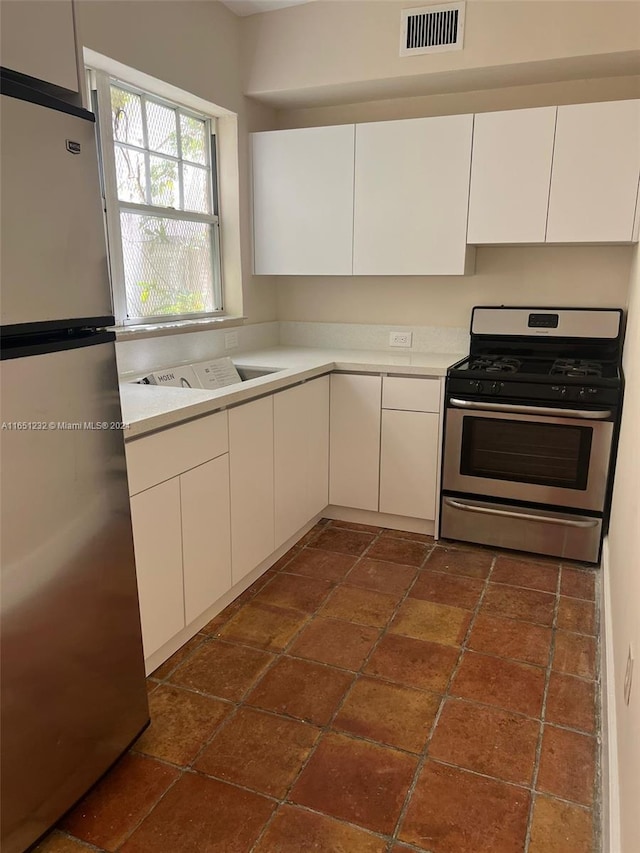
xmin=0 ymin=93 xmax=113 ymax=329
xmin=0 ymin=339 xmax=148 ymax=853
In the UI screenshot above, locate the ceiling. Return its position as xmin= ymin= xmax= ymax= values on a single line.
xmin=220 ymin=0 xmax=312 ymax=16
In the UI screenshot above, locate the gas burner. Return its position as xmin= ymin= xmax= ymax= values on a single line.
xmin=550 ymin=359 xmax=603 ymax=378
xmin=469 ymin=356 xmax=522 ymax=374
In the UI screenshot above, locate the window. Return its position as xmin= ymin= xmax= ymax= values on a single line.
xmin=91 ymin=72 xmax=222 ymax=325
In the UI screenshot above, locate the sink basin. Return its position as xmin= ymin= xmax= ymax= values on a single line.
xmin=130 ymin=362 xmax=283 ymax=389
xmin=235 ymin=366 xmax=283 ymax=381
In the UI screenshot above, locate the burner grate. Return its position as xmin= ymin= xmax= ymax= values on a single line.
xmin=550 ymin=359 xmax=603 ymax=378
xmin=469 ymin=356 xmax=522 ymax=374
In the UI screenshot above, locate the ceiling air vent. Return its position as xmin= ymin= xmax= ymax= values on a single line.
xmin=400 ymin=2 xmax=465 ymax=56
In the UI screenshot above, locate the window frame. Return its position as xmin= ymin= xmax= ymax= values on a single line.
xmin=90 ymin=69 xmax=223 ymax=327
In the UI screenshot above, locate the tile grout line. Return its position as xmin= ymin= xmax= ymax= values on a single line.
xmin=523 ymin=561 xmax=563 ymax=852
xmin=88 ymin=529 xmax=322 ymax=853
xmin=249 ymin=526 xmax=438 ymax=852
xmin=246 ymin=525 xmax=395 ymax=852
xmin=184 ymin=521 xmax=369 ymax=777
xmin=138 ymin=529 xmax=597 ymax=851
xmin=388 ymin=551 xmax=498 ymax=847
xmin=59 ymin=521 xmax=599 ymax=853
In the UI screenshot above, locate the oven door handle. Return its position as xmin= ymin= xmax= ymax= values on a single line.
xmin=443 ymin=498 xmax=600 ymax=529
xmin=448 ymin=398 xmax=612 ymax=420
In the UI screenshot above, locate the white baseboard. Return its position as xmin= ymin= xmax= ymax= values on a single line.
xmin=601 ymin=536 xmax=621 ymax=853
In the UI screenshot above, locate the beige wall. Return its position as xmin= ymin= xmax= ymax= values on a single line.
xmin=607 ymin=245 xmax=640 ymax=852
xmin=276 ymin=246 xmax=633 ymax=327
xmin=243 ymin=0 xmax=640 ymax=107
xmin=74 ymin=0 xmax=279 ymax=323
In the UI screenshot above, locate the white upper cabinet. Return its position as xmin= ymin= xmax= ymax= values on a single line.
xmin=353 ymin=114 xmax=473 ymax=275
xmin=0 ymin=0 xmax=79 ymax=92
xmin=546 ymin=100 xmax=640 ymax=243
xmin=467 ymin=107 xmax=557 ymax=244
xmin=252 ymin=125 xmax=355 ymax=275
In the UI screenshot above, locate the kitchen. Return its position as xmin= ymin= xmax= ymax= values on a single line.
xmin=1 ymin=1 xmax=639 ymax=852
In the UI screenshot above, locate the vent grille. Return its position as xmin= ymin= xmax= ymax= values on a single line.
xmin=400 ymin=3 xmax=465 ymax=56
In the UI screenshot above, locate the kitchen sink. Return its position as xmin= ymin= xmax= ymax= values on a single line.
xmin=235 ymin=366 xmax=282 ymax=381
xmin=131 ymin=362 xmax=283 ymax=389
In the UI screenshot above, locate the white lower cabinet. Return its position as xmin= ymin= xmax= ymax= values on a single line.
xmin=329 ymin=373 xmax=382 ymax=511
xmin=126 ymin=411 xmax=232 ymax=662
xmin=129 ymin=478 xmax=185 ymax=660
xmin=379 ymin=410 xmax=439 ymax=519
xmin=229 ymin=396 xmax=275 ymax=585
xmin=274 ymin=377 xmax=330 ymax=547
xmin=181 ymin=455 xmax=232 ymax=624
xmin=329 ymin=373 xmax=442 ymax=521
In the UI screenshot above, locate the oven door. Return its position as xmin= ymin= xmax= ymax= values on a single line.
xmin=443 ymin=399 xmax=614 ymax=512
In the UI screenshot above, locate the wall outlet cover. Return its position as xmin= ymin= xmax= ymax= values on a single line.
xmin=225 ymin=331 xmax=239 ymax=350
xmin=389 ymin=331 xmax=413 ymax=348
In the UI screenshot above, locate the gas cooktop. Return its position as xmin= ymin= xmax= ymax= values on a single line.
xmin=453 ymin=354 xmax=620 ymax=383
xmin=447 ymin=307 xmax=624 ymax=404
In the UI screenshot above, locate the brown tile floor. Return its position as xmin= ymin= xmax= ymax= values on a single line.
xmin=37 ymin=519 xmax=600 ymax=853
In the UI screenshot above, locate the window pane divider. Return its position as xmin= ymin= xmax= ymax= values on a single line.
xmin=115 ymin=140 xmax=180 ymax=162
xmin=118 ymin=201 xmax=218 ymax=225
xmin=94 ymin=71 xmax=128 ymax=325
xmin=139 ymin=93 xmax=152 ymax=205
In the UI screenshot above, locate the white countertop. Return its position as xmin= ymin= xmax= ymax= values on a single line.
xmin=119 ymin=346 xmax=464 ymax=439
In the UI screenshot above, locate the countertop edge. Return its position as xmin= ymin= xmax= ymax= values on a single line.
xmin=120 ymin=348 xmax=462 ymax=440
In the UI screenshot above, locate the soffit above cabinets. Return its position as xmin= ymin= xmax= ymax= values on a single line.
xmin=219 ymin=0 xmax=312 ymax=16
xmin=245 ymin=51 xmax=640 ymax=110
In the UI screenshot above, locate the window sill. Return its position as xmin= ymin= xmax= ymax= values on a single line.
xmin=112 ymin=316 xmax=247 ymax=342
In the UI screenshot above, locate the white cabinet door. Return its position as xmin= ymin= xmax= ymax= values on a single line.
xmin=252 ymin=125 xmax=355 ymax=275
xmin=274 ymin=377 xmax=330 ymax=547
xmin=0 ymin=0 xmax=79 ymax=91
xmin=181 ymin=455 xmax=232 ymax=624
xmin=379 ymin=410 xmax=439 ymax=520
xmin=467 ymin=107 xmax=557 ymax=244
xmin=306 ymin=376 xmax=330 ymax=518
xmin=329 ymin=374 xmax=381 ymax=511
xmin=274 ymin=383 xmax=309 ymax=547
xmin=229 ymin=396 xmax=275 ymax=584
xmin=130 ymin=479 xmax=184 ymax=659
xmin=353 ymin=114 xmax=473 ymax=275
xmin=546 ymin=100 xmax=640 ymax=243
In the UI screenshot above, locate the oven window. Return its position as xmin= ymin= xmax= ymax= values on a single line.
xmin=460 ymin=417 xmax=593 ymax=490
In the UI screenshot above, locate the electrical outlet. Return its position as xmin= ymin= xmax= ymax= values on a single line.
xmin=224 ymin=331 xmax=239 ymax=350
xmin=389 ymin=331 xmax=413 ymax=348
xmin=624 ymin=645 xmax=634 ymax=706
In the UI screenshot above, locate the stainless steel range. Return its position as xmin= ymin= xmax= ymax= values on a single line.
xmin=440 ymin=307 xmax=624 ymax=563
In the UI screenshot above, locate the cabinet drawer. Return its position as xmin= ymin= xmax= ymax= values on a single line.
xmin=382 ymin=377 xmax=441 ymax=413
xmin=126 ymin=411 xmax=229 ymax=495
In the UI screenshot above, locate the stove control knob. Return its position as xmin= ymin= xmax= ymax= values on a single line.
xmin=490 ymin=382 xmax=504 ymax=395
xmin=551 ymin=385 xmax=568 ymax=397
xmin=579 ymin=387 xmax=599 ymax=399
xmin=470 ymin=381 xmax=484 ymax=393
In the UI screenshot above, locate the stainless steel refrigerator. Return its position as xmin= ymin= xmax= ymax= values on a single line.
xmin=0 ymin=69 xmax=149 ymax=853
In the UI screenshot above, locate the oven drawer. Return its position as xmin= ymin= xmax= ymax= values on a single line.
xmin=443 ymin=404 xmax=614 ymax=512
xmin=440 ymin=496 xmax=602 ymax=563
